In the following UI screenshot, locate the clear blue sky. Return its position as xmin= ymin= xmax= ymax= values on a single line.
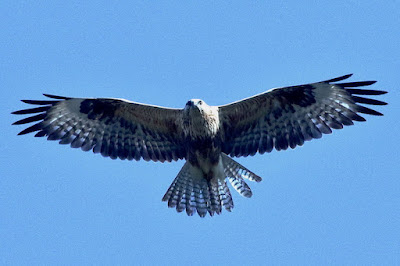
xmin=1 ymin=1 xmax=399 ymax=264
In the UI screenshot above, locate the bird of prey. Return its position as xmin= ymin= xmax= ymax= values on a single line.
xmin=12 ymin=74 xmax=387 ymax=217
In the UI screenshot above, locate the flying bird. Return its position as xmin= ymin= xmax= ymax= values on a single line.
xmin=12 ymin=74 xmax=387 ymax=217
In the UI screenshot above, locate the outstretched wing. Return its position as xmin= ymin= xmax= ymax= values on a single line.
xmin=219 ymin=74 xmax=387 ymax=157
xmin=12 ymin=94 xmax=185 ymax=162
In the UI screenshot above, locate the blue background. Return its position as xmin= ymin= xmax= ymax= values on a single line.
xmin=1 ymin=1 xmax=399 ymax=264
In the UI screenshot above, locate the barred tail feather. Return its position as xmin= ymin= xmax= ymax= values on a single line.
xmin=221 ymin=153 xmax=262 ymax=182
xmin=162 ymin=162 xmax=192 ymax=212
xmin=162 ymin=154 xmax=261 ymax=217
xmin=162 ymin=161 xmax=234 ymax=217
xmin=221 ymin=153 xmax=262 ymax=197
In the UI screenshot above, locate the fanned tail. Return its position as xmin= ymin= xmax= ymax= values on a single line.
xmin=162 ymin=154 xmax=262 ymax=217
xmin=162 ymin=162 xmax=233 ymax=217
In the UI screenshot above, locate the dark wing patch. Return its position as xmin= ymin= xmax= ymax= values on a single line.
xmin=80 ymin=99 xmax=118 ymax=120
xmin=219 ymin=74 xmax=387 ymax=157
xmin=276 ymin=84 xmax=316 ymax=107
xmin=12 ymin=94 xmax=185 ymax=162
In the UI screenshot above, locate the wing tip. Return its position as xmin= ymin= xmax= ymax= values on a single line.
xmin=18 ymin=94 xmax=71 ymax=106
xmin=43 ymin=93 xmax=71 ymax=100
xmin=324 ymin=74 xmax=353 ymax=83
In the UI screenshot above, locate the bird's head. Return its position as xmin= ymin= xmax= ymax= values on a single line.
xmin=184 ymin=99 xmax=209 ymax=114
xmin=183 ymin=99 xmax=220 ymax=135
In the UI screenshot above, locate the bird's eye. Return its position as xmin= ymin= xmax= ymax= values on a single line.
xmin=198 ymin=100 xmax=203 ymax=105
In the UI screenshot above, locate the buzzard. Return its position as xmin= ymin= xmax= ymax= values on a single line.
xmin=12 ymin=74 xmax=387 ymax=217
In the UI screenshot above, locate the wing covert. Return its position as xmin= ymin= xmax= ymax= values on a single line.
xmin=219 ymin=74 xmax=387 ymax=157
xmin=13 ymin=94 xmax=185 ymax=162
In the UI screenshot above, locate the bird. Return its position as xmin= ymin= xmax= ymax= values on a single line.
xmin=12 ymin=74 xmax=387 ymax=217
